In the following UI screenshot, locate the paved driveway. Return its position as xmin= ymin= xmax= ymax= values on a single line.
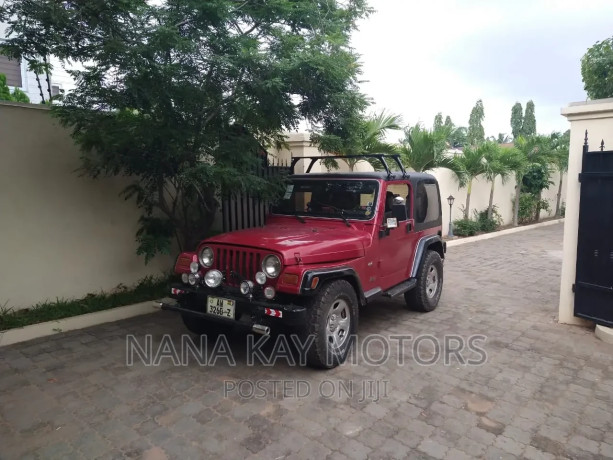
xmin=1 ymin=223 xmax=612 ymax=459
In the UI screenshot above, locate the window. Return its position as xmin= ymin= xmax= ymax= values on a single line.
xmin=385 ymin=183 xmax=410 ymax=221
xmin=273 ymin=179 xmax=379 ymax=221
xmin=0 ymin=55 xmax=22 ymax=87
xmin=414 ymin=181 xmax=441 ymax=224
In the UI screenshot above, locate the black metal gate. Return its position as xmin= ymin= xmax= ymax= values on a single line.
xmin=574 ymin=131 xmax=613 ymax=326
xmin=221 ymin=158 xmax=289 ymax=233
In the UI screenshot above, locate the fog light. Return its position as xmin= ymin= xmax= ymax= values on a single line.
xmin=240 ymin=280 xmax=254 ymax=295
xmin=264 ymin=286 xmax=275 ymax=299
xmin=190 ymin=261 xmax=199 ymax=274
xmin=181 ymin=273 xmax=189 ymax=284
xmin=188 ymin=273 xmax=199 ymax=285
xmin=204 ymin=269 xmax=223 ymax=288
xmin=255 ymin=271 xmax=267 ymax=285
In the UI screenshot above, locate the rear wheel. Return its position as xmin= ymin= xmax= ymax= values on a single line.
xmin=405 ymin=250 xmax=443 ymax=312
xmin=302 ymin=280 xmax=358 ymax=369
xmin=181 ymin=314 xmax=233 ymax=338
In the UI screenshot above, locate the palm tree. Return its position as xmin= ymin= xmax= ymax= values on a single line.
xmin=398 ymin=124 xmax=452 ymax=172
xmin=550 ymin=131 xmax=570 ymax=216
xmin=451 ymin=144 xmax=488 ymax=219
xmin=512 ymin=135 xmax=552 ymax=226
xmin=346 ymin=111 xmax=402 ymax=171
xmin=483 ymin=143 xmax=524 ymax=219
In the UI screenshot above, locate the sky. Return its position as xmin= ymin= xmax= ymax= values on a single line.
xmin=351 ymin=0 xmax=613 ymax=140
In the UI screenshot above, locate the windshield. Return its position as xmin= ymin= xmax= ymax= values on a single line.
xmin=272 ymin=179 xmax=379 ymax=221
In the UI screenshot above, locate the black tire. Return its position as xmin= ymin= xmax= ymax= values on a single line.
xmin=301 ymin=280 xmax=358 ymax=369
xmin=181 ymin=314 xmax=233 ymax=338
xmin=405 ymin=250 xmax=443 ymax=312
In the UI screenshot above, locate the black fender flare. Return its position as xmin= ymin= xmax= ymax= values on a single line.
xmin=410 ymin=235 xmax=446 ymax=278
xmin=300 ymin=267 xmax=366 ymax=305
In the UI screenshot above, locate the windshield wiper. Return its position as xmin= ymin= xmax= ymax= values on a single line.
xmin=338 ymin=210 xmax=351 ymax=227
xmin=294 ymin=213 xmax=306 ymax=224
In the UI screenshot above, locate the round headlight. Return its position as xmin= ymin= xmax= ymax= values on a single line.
xmin=188 ymin=273 xmax=199 ymax=285
xmin=264 ymin=286 xmax=276 ymax=299
xmin=199 ymin=246 xmax=214 ymax=267
xmin=240 ymin=280 xmax=254 ymax=295
xmin=255 ymin=271 xmax=267 ymax=285
xmin=204 ymin=269 xmax=223 ymax=288
xmin=262 ymin=255 xmax=281 ymax=278
xmin=181 ymin=273 xmax=189 ymax=284
xmin=190 ymin=261 xmax=199 ymax=274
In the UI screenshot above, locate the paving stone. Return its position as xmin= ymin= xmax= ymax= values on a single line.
xmin=2 ymin=224 xmax=613 ymax=459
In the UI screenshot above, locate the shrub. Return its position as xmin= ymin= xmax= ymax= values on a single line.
xmin=517 ymin=194 xmax=551 ymax=224
xmin=560 ymin=201 xmax=566 ymax=217
xmin=0 ymin=73 xmax=31 ymax=103
xmin=453 ymin=218 xmax=480 ymax=236
xmin=473 ymin=206 xmax=502 ymax=233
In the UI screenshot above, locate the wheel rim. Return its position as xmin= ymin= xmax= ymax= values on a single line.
xmin=426 ymin=265 xmax=439 ymax=299
xmin=326 ymin=299 xmax=351 ymax=349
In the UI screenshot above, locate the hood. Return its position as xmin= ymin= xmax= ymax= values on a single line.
xmin=206 ymin=221 xmax=371 ymax=264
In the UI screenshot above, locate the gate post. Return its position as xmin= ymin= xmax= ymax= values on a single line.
xmin=559 ymin=100 xmax=613 ymax=326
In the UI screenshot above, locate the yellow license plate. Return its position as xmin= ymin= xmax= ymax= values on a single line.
xmin=206 ymin=296 xmax=235 ymax=319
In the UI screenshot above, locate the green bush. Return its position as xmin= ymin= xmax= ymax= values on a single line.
xmin=473 ymin=206 xmax=503 ymax=233
xmin=560 ymin=201 xmax=566 ymax=217
xmin=517 ymin=193 xmax=551 ymax=224
xmin=0 ymin=73 xmax=31 ymax=103
xmin=453 ymin=218 xmax=480 ymax=236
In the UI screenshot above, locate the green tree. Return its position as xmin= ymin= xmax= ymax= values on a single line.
xmin=448 ymin=126 xmax=468 ymax=148
xmin=322 ymin=110 xmax=402 ymax=171
xmin=467 ymin=99 xmax=485 ymax=147
xmin=0 ymin=73 xmax=31 ymax=103
xmin=581 ymin=37 xmax=613 ymax=99
xmin=483 ymin=144 xmax=523 ymax=219
xmin=511 ymin=102 xmax=523 ymax=139
xmin=1 ymin=0 xmax=371 ymax=261
xmin=512 ymin=135 xmax=552 ymax=225
xmin=444 ymin=115 xmax=454 ymax=132
xmin=399 ymin=124 xmax=452 ymax=172
xmin=522 ymin=100 xmax=536 ymax=137
xmin=433 ymin=112 xmax=443 ymax=131
xmin=550 ymin=130 xmax=570 ymax=216
xmin=451 ymin=144 xmax=487 ymax=219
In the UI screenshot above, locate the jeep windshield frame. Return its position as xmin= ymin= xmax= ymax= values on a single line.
xmin=272 ymin=178 xmax=380 ymax=222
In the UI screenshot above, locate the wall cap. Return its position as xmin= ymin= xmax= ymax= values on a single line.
xmin=0 ymin=100 xmax=51 ymax=111
xmin=562 ymin=99 xmax=613 ymax=120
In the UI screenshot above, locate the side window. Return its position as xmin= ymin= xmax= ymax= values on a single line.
xmin=385 ymin=183 xmax=409 ymax=221
xmin=424 ymin=183 xmax=440 ymax=222
xmin=414 ymin=180 xmax=440 ymax=224
xmin=414 ymin=182 xmax=428 ymax=223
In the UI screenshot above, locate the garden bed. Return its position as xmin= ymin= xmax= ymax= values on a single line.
xmin=0 ymin=276 xmax=169 ymax=331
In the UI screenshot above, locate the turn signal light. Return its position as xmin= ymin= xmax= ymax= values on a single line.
xmin=281 ymin=273 xmax=299 ymax=285
xmin=310 ymin=277 xmax=319 ymax=289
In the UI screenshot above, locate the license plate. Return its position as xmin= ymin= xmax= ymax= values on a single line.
xmin=206 ymin=296 xmax=235 ymax=319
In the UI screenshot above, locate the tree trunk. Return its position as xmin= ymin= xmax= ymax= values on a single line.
xmin=513 ymin=174 xmax=522 ymax=226
xmin=555 ymin=171 xmax=564 ymax=216
xmin=464 ymin=178 xmax=472 ymax=219
xmin=487 ymin=178 xmax=495 ymax=219
xmin=534 ymin=191 xmax=542 ymax=223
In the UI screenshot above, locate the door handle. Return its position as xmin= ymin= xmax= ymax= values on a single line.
xmin=407 ymin=221 xmax=413 ymax=232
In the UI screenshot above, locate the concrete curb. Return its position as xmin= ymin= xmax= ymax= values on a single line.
xmin=595 ymin=325 xmax=613 ymax=345
xmin=0 ymin=301 xmax=159 ymax=347
xmin=446 ymin=219 xmax=564 ymax=248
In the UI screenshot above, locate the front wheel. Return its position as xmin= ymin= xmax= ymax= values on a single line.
xmin=301 ymin=280 xmax=358 ymax=369
xmin=405 ymin=250 xmax=443 ymax=312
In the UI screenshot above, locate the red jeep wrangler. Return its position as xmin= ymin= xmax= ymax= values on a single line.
xmin=162 ymin=154 xmax=446 ymax=368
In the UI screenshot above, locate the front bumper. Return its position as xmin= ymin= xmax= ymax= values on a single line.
xmin=161 ymin=283 xmax=307 ymax=329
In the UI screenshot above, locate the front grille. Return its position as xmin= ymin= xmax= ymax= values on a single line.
xmin=215 ymin=246 xmax=263 ymax=286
